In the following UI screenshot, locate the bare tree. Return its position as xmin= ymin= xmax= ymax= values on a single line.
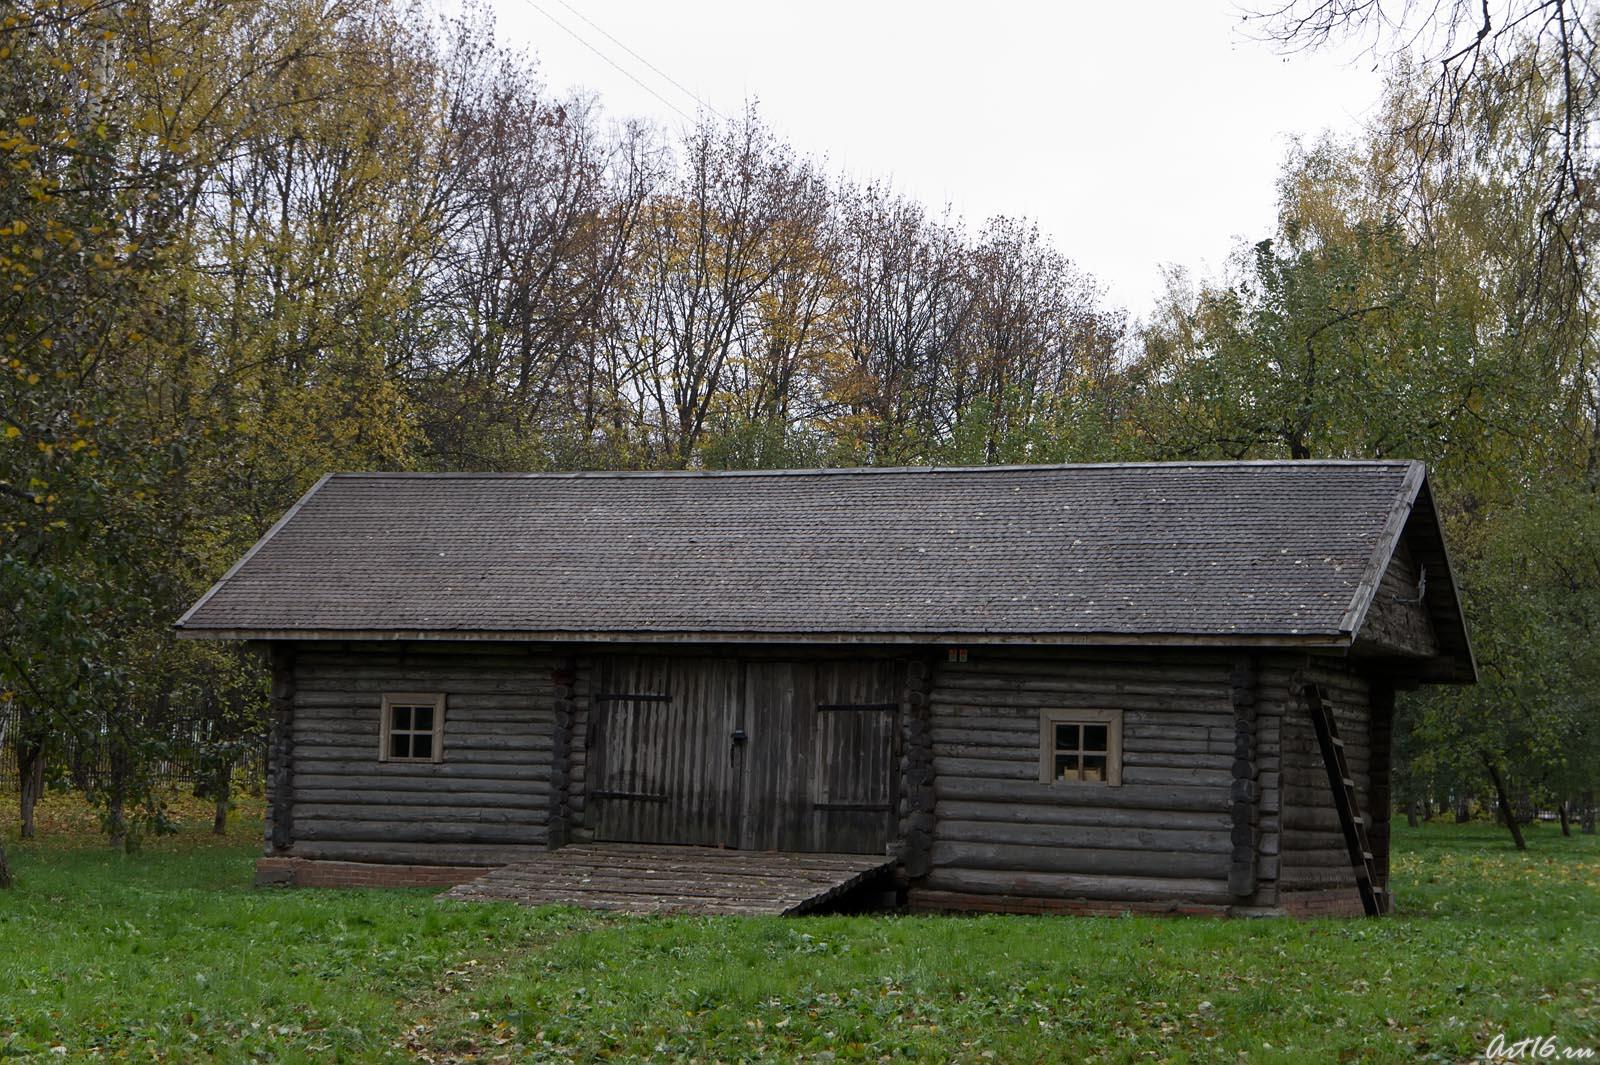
xmin=1245 ymin=1 xmax=1597 ymax=321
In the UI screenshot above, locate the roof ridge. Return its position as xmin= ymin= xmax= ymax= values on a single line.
xmin=330 ymin=459 xmax=1421 ymax=480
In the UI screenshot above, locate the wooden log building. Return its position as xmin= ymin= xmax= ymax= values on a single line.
xmin=177 ymin=461 xmax=1475 ymax=916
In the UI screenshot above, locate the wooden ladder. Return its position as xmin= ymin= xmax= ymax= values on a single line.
xmin=1302 ymin=683 xmax=1386 ymax=916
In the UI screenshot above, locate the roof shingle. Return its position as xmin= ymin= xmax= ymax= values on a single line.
xmin=177 ymin=461 xmax=1433 ymax=645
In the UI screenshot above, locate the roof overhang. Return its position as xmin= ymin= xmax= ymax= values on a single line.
xmin=176 ymin=626 xmax=1354 ymax=649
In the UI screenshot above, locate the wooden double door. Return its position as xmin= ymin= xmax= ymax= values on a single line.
xmin=586 ymin=655 xmax=901 ymax=854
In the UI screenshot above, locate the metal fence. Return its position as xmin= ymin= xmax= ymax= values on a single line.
xmin=0 ymin=702 xmax=265 ymax=789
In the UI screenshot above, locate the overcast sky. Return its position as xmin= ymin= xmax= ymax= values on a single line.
xmin=484 ymin=0 xmax=1388 ymax=316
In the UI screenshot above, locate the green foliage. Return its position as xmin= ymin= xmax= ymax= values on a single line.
xmin=0 ymin=0 xmax=1593 ymax=844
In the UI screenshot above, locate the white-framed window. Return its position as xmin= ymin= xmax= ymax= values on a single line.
xmin=1039 ymin=708 xmax=1122 ymax=785
xmin=379 ymin=693 xmax=445 ymax=763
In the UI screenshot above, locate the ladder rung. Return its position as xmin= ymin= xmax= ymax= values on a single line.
xmin=1330 ymin=736 xmax=1344 ymax=748
xmin=1361 ymin=851 xmax=1374 ymax=861
xmin=1342 ymin=777 xmax=1355 ymax=788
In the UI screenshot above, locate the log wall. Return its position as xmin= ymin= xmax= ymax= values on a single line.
xmin=1267 ymin=655 xmax=1377 ymax=899
xmin=282 ymin=642 xmax=573 ymax=865
xmin=1354 ymin=539 xmax=1439 ymax=658
xmin=914 ymin=649 xmax=1243 ymax=910
xmin=262 ymin=639 xmax=1388 ymax=914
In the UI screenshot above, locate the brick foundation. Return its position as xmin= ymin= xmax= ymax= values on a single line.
xmin=908 ymin=887 xmax=1378 ymax=918
xmin=255 ymin=857 xmax=491 ymax=889
xmin=1277 ymin=888 xmax=1369 ymax=918
xmin=907 ymin=889 xmax=1229 ymax=917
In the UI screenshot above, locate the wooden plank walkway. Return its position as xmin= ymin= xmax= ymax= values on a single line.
xmin=439 ymin=843 xmax=896 ymax=916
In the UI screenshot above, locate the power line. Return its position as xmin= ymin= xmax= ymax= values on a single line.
xmin=514 ymin=0 xmax=705 ymax=125
xmin=551 ymin=0 xmax=726 ymax=121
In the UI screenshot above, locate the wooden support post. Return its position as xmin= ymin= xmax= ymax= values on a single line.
xmin=267 ymin=644 xmax=296 ymax=855
xmin=1369 ymin=683 xmax=1394 ymax=907
xmin=897 ymin=656 xmax=936 ymax=880
xmin=1228 ymin=656 xmax=1260 ymax=899
xmin=548 ymin=656 xmax=577 ymax=849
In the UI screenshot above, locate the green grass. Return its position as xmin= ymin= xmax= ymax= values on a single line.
xmin=1 ymin=804 xmax=1596 ymax=1063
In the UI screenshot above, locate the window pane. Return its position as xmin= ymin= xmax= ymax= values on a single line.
xmin=389 ymin=732 xmax=409 ymax=759
xmin=1083 ymin=724 xmax=1108 ymax=752
xmin=1054 ymin=723 xmax=1079 ymax=752
xmin=412 ymin=706 xmax=433 ymax=732
xmin=1082 ymin=755 xmax=1108 ymax=782
xmin=1054 ymin=754 xmax=1079 ymax=781
xmin=412 ymin=734 xmax=433 ymax=760
xmin=391 ymin=705 xmax=411 ymax=731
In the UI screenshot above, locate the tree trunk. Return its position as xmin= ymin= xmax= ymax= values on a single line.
xmin=1583 ymin=790 xmax=1596 ymax=835
xmin=18 ymin=740 xmax=43 ymax=840
xmin=106 ymin=740 xmax=129 ymax=852
xmin=1482 ymin=755 xmax=1526 ymax=850
xmin=212 ymin=760 xmax=232 ymax=836
xmin=1454 ymin=795 xmax=1470 ymax=823
xmin=1406 ymin=799 xmax=1419 ymax=828
xmin=1558 ymin=801 xmax=1571 ymax=837
xmin=0 ymin=844 xmax=10 ymax=889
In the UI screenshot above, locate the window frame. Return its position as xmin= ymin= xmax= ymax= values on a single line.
xmin=379 ymin=692 xmax=446 ymax=764
xmin=1038 ymin=708 xmax=1123 ymax=786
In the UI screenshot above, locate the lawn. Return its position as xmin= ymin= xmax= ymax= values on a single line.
xmin=0 ymin=796 xmax=1596 ymax=1063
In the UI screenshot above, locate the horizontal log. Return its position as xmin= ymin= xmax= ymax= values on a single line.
xmin=296 ymin=693 xmax=561 ymax=715
xmin=1124 ymin=751 xmax=1233 ymax=771
xmin=294 ymin=802 xmax=549 ymax=824
xmin=934 ymin=800 xmax=1232 ymax=833
xmin=921 ymin=866 xmax=1234 ymax=904
xmin=934 ymin=674 xmax=1231 ymax=699
xmin=937 ymin=819 xmax=1230 ymax=854
xmin=931 ymin=694 xmax=1231 ymax=716
xmin=1121 ymin=766 xmax=1233 ymax=787
xmin=294 ymin=757 xmax=552 ymax=780
xmin=937 ymin=657 xmax=1229 ymax=682
xmin=294 ymin=786 xmax=548 ymax=808
xmin=293 ymin=772 xmax=549 ymax=794
xmin=935 ymin=776 xmax=1229 ymax=812
xmin=295 ymin=745 xmax=550 ymax=766
xmin=293 ymin=819 xmax=547 ymax=845
xmin=290 ymin=841 xmax=547 ymax=865
xmin=931 ymin=840 xmax=1231 ymax=879
xmin=933 ymin=755 xmax=1036 ymax=781
xmin=295 ymin=732 xmax=554 ymax=753
xmin=296 ymin=675 xmax=562 ymax=695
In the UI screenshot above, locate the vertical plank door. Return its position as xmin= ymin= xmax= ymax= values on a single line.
xmin=738 ymin=659 xmax=901 ymax=854
xmin=589 ymin=655 xmax=740 ymax=847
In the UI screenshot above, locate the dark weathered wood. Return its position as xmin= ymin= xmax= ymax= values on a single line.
xmin=548 ymin=656 xmax=577 ymax=847
xmin=587 ymin=655 xmax=739 ymax=847
xmin=585 ymin=654 xmax=899 ymax=855
xmin=921 ymin=867 xmax=1237 ymax=905
xmin=1304 ymin=683 xmax=1383 ymax=916
xmin=1369 ymin=682 xmax=1394 ymax=898
xmin=1228 ymin=655 xmax=1260 ymax=899
xmin=441 ymin=843 xmax=895 ymax=916
xmin=283 ymin=644 xmax=559 ymax=856
xmin=1351 ymin=537 xmax=1440 ymax=659
xmin=931 ymin=840 xmax=1230 ymax=879
xmin=268 ymin=645 xmax=296 ymax=854
xmin=1268 ymin=657 xmax=1374 ymax=893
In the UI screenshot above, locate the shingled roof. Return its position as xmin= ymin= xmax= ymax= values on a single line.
xmin=176 ymin=461 xmax=1473 ymax=675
